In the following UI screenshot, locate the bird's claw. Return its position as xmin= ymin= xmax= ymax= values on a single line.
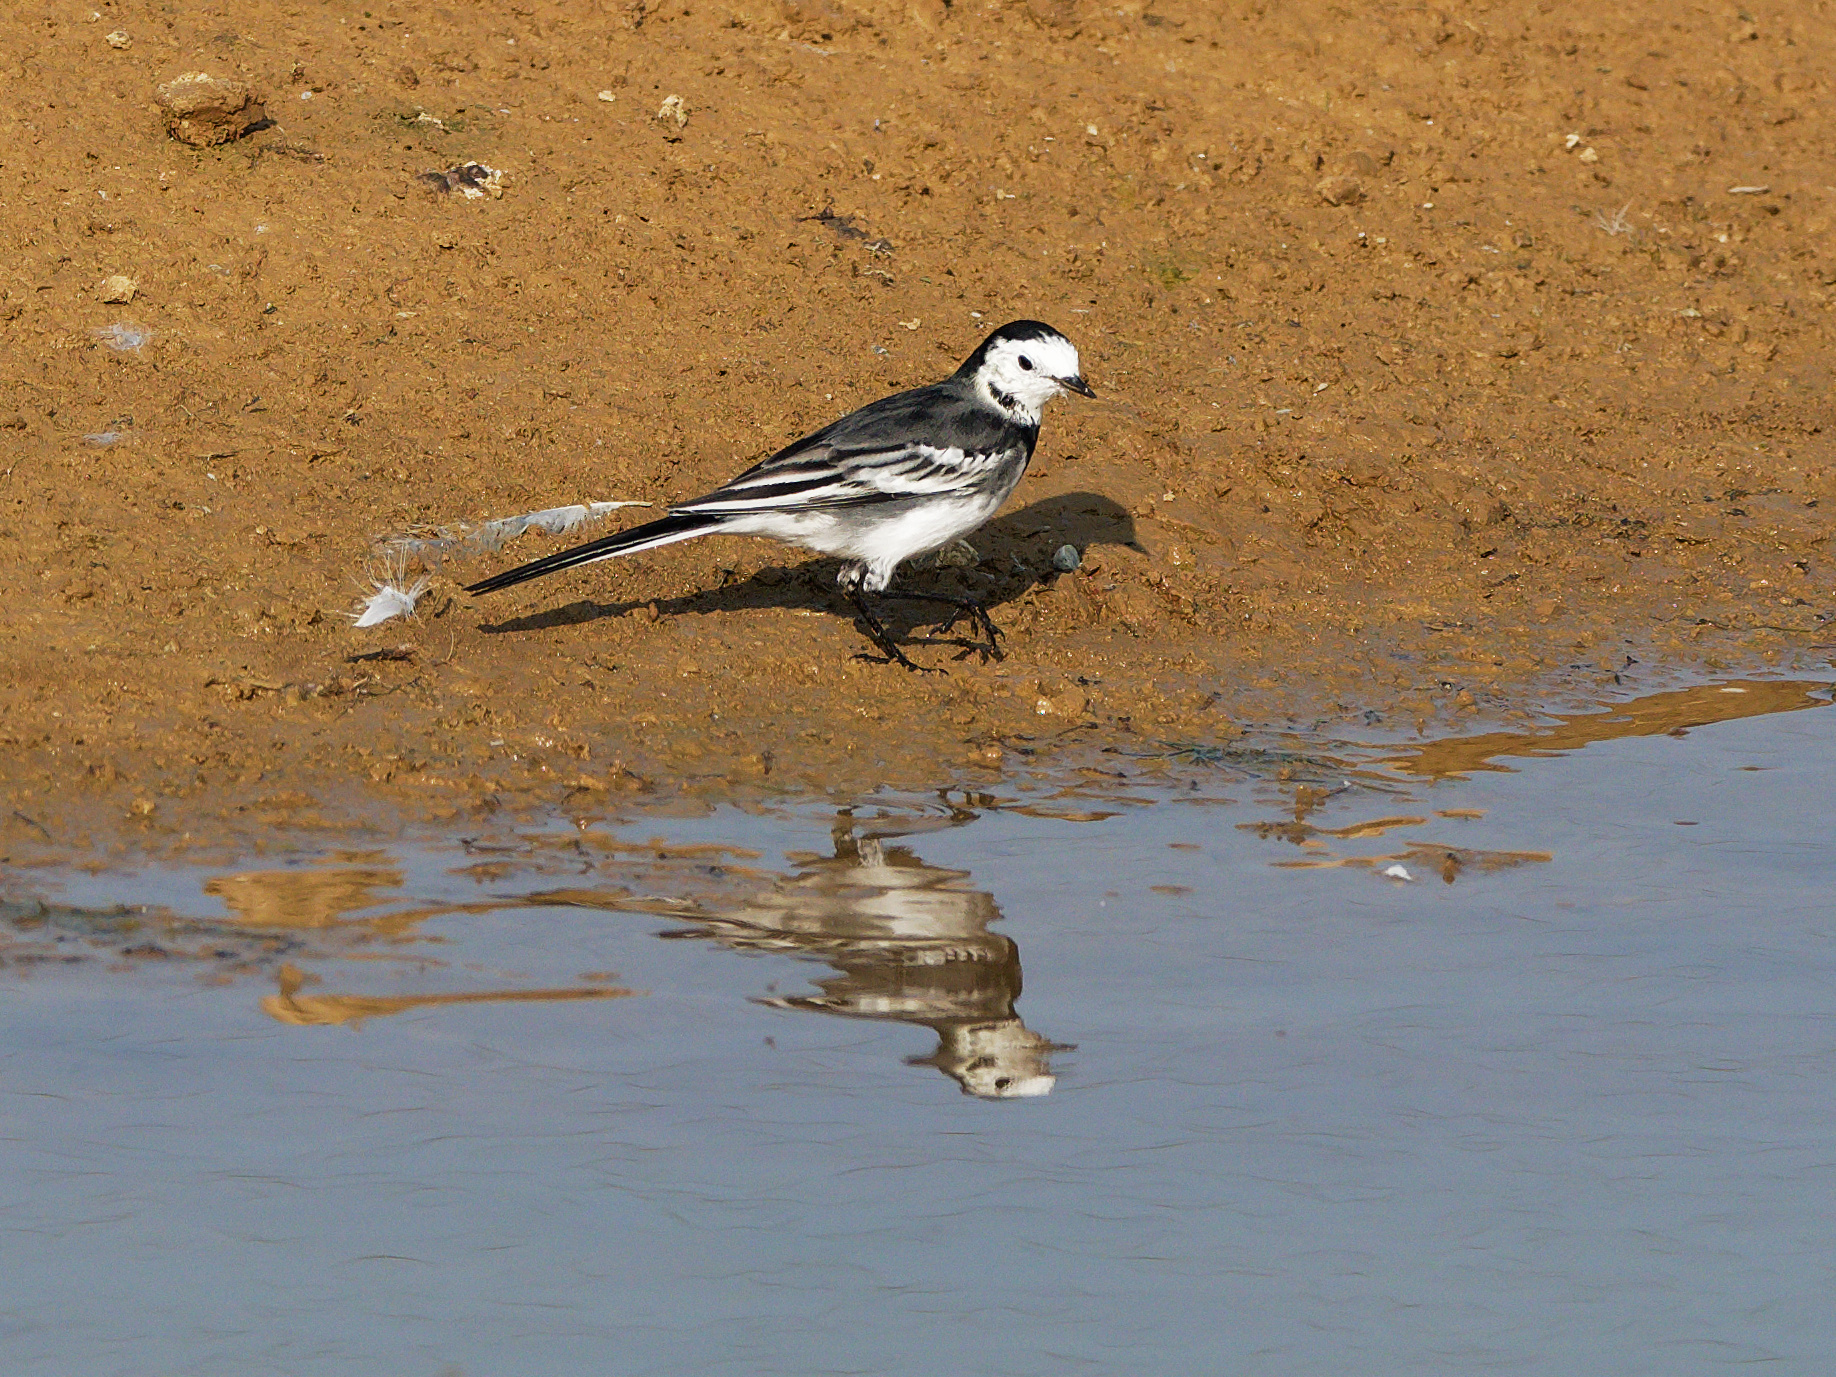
xmin=848 ymin=592 xmax=948 ymax=673
xmin=933 ymin=605 xmax=1003 ymax=646
xmin=907 ymin=633 xmax=1003 ymax=664
xmin=853 ymin=647 xmax=946 ymax=674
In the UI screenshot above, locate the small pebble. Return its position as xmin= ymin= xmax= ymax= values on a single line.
xmin=1052 ymin=543 xmax=1081 ymax=573
xmin=98 ymin=274 xmax=137 ymax=304
xmin=105 ymin=29 xmax=130 ymax=49
xmin=656 ymin=94 xmax=687 ymax=139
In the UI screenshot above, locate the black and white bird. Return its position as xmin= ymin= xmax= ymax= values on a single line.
xmin=465 ymin=319 xmax=1094 ymax=670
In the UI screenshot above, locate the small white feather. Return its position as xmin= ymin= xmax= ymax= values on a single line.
xmin=350 ymin=575 xmax=431 ymax=627
xmin=381 ymin=499 xmax=651 ymax=563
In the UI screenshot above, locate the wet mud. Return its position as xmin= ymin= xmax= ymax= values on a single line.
xmin=3 ymin=0 xmax=1834 ymax=855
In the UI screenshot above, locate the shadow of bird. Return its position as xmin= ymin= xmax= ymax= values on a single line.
xmin=475 ymin=491 xmax=1140 ymax=647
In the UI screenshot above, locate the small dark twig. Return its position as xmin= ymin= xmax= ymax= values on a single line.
xmin=12 ymin=811 xmax=52 ymax=842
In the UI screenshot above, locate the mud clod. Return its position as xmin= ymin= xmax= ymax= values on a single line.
xmin=155 ymin=72 xmax=267 ymax=147
xmin=1315 ymin=174 xmax=1364 ymax=206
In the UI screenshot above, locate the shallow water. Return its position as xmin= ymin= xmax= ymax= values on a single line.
xmin=4 ymin=680 xmax=1835 ymax=1376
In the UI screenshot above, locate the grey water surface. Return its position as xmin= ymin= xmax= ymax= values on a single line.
xmin=3 ymin=680 xmax=1834 ymax=1376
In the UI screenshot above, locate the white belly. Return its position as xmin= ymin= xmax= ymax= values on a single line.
xmin=731 ymin=492 xmax=1004 ymax=591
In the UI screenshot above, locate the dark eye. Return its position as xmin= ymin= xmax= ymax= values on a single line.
xmin=1017 ymin=356 xmax=1034 ymax=371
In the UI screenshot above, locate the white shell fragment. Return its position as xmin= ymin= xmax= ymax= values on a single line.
xmin=1381 ymin=864 xmax=1416 ymax=881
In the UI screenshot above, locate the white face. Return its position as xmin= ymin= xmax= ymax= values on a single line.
xmin=939 ymin=1020 xmax=1060 ymax=1099
xmin=977 ymin=333 xmax=1086 ymax=420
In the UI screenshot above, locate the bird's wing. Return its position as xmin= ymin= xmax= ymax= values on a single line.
xmin=676 ymin=382 xmax=1024 ymax=517
xmin=678 ymin=440 xmax=993 ymax=515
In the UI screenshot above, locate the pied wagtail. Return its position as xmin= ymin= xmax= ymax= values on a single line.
xmin=466 ymin=319 xmax=1094 ymax=670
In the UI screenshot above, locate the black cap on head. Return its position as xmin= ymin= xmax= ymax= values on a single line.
xmin=955 ymin=319 xmax=1068 ymax=376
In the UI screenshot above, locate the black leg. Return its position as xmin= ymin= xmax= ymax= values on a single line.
xmin=875 ymin=590 xmax=1005 ymax=660
xmin=845 ymin=590 xmax=942 ymax=673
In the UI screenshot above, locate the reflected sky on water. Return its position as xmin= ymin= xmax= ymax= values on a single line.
xmin=3 ymin=680 xmax=1835 ymax=1375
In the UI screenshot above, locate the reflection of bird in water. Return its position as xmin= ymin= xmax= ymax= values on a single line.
xmin=205 ymin=866 xmax=404 ymax=929
xmin=261 ymin=962 xmax=639 ymax=1029
xmin=658 ymin=827 xmax=1069 ymax=1099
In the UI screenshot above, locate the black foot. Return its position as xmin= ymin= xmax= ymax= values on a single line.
xmin=846 ymin=591 xmax=944 ymax=674
xmin=875 ymin=590 xmax=1005 ymax=662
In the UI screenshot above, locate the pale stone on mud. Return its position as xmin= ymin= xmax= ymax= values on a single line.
xmin=155 ymin=71 xmax=267 ymax=147
xmin=98 ymin=275 xmax=137 ymax=304
xmin=656 ymin=94 xmax=688 ymax=140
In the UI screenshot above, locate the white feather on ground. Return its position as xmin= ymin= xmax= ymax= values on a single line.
xmin=349 ymin=498 xmax=651 ymax=632
xmin=349 ymin=571 xmax=432 ymax=627
xmin=344 ymin=546 xmax=433 ymax=627
xmin=383 ymin=500 xmax=652 ymax=564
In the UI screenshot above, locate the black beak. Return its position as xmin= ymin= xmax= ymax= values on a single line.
xmin=1061 ymin=375 xmax=1096 ymax=399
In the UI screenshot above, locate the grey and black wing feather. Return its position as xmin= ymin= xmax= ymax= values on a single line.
xmin=466 ymin=379 xmax=1034 ymax=596
xmin=678 ymin=379 xmax=1036 ymax=515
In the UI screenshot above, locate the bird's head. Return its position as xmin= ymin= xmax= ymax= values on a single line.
xmin=924 ymin=1018 xmax=1062 ymax=1099
xmin=958 ymin=319 xmax=1095 ymax=423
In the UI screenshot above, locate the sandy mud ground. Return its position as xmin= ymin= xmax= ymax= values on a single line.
xmin=2 ymin=0 xmax=1833 ymax=856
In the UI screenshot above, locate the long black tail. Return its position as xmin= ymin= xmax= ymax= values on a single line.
xmin=465 ymin=510 xmax=721 ymax=596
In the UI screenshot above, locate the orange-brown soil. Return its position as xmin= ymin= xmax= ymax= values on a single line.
xmin=3 ymin=0 xmax=1832 ymax=857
